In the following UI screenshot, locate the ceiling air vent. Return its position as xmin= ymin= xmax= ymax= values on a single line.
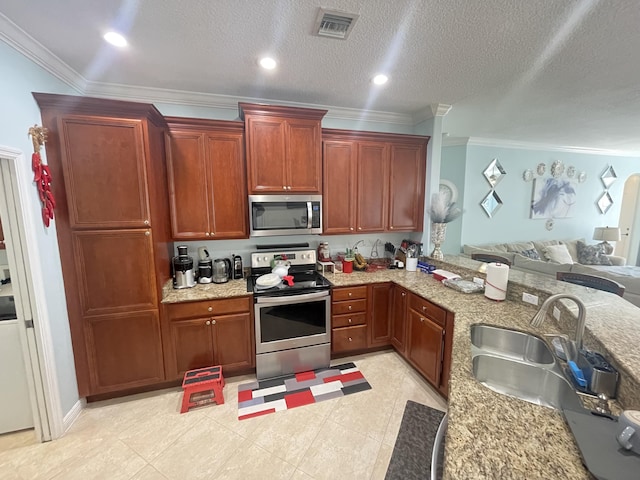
xmin=314 ymin=8 xmax=359 ymax=40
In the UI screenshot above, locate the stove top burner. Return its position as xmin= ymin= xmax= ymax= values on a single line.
xmin=248 ymin=269 xmax=332 ymax=297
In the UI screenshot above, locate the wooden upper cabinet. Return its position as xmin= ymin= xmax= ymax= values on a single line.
xmin=72 ymin=229 xmax=158 ymax=317
xmin=322 ymin=129 xmax=428 ymax=235
xmin=323 ymin=140 xmax=357 ymax=234
xmin=239 ymin=103 xmax=327 ymax=194
xmin=356 ymin=142 xmax=389 ymax=232
xmin=57 ymin=115 xmax=151 ymax=229
xmin=165 ymin=118 xmax=248 ymax=240
xmin=388 ymin=142 xmax=426 ymax=232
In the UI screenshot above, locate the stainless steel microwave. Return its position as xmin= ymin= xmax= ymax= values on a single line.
xmin=249 ymin=195 xmax=322 ymax=237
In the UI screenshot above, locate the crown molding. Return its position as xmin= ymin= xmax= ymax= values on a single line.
xmin=0 ymin=13 xmax=85 ymax=93
xmin=431 ymin=103 xmax=452 ymax=117
xmin=443 ymin=136 xmax=640 ymax=157
xmin=84 ymin=81 xmax=415 ymax=125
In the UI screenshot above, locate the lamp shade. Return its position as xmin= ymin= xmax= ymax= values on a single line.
xmin=593 ymin=227 xmax=621 ymax=242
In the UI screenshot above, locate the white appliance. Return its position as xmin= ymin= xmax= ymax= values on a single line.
xmin=0 ymin=283 xmax=33 ymax=434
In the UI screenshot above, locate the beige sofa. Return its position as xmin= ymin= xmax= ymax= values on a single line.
xmin=462 ymin=239 xmax=640 ymax=307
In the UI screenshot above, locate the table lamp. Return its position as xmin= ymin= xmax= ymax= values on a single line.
xmin=593 ymin=227 xmax=621 ymax=255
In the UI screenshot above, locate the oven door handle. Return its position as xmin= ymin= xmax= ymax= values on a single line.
xmin=256 ymin=291 xmax=329 ymax=304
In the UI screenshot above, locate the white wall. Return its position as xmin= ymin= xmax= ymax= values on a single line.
xmin=0 ymin=41 xmax=79 ymax=415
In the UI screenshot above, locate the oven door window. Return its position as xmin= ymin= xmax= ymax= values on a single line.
xmin=259 ymin=300 xmax=326 ymax=343
xmin=251 ymin=201 xmax=308 ymax=232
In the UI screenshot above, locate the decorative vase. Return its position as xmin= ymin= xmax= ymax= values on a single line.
xmin=430 ymin=222 xmax=447 ymax=260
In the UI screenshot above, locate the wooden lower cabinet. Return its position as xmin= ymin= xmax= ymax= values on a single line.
xmin=368 ymin=283 xmax=392 ymax=347
xmin=163 ymin=297 xmax=254 ymax=379
xmin=85 ymin=310 xmax=164 ymax=394
xmin=331 ymin=286 xmax=368 ymax=354
xmin=407 ymin=309 xmax=444 ymax=387
xmin=390 ymin=285 xmax=409 ymax=354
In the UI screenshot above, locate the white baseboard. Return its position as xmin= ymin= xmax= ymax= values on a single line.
xmin=62 ymin=399 xmax=84 ymax=435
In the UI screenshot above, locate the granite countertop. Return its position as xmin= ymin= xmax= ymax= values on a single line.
xmin=161 ymin=259 xmax=640 ymax=479
xmin=161 ymin=279 xmax=250 ymax=303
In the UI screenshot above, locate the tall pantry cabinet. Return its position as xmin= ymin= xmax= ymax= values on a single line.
xmin=34 ymin=93 xmax=172 ymax=397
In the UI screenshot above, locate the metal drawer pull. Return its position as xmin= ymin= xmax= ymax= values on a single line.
xmin=348 ymin=305 xmax=352 ymax=310
xmin=420 ymin=317 xmax=425 ymax=322
xmin=348 ymin=292 xmax=352 ymax=297
xmin=422 ymin=305 xmax=427 ymax=311
xmin=211 ymin=319 xmax=216 ymax=325
xmin=348 ymin=318 xmax=352 ymax=323
xmin=348 ymin=337 xmax=353 ymax=342
xmin=205 ymin=320 xmax=211 ymax=325
xmin=208 ymin=306 xmax=213 ymax=312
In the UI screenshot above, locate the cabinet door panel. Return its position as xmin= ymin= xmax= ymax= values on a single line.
xmin=368 ymin=283 xmax=391 ymax=347
xmin=207 ymin=133 xmax=248 ymax=238
xmin=85 ymin=310 xmax=164 ymax=393
xmin=246 ymin=117 xmax=287 ymax=192
xmin=390 ymin=286 xmax=408 ymax=353
xmin=356 ymin=142 xmax=388 ymax=232
xmin=323 ymin=140 xmax=356 ymax=234
xmin=170 ymin=317 xmax=215 ymax=378
xmin=166 ymin=132 xmax=210 ymax=239
xmin=388 ymin=143 xmax=426 ymax=231
xmin=212 ymin=313 xmax=254 ymax=371
xmin=332 ymin=325 xmax=367 ymax=353
xmin=408 ymin=311 xmax=444 ymax=386
xmin=287 ymin=119 xmax=322 ymax=193
xmin=73 ymin=229 xmax=157 ymax=316
xmin=58 ymin=116 xmax=150 ymax=228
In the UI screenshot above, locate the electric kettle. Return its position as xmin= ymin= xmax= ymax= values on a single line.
xmin=212 ymin=258 xmax=231 ymax=284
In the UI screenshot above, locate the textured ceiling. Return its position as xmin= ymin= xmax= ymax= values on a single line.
xmin=3 ymin=0 xmax=640 ymax=153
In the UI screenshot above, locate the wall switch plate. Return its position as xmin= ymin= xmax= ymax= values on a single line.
xmin=473 ymin=277 xmax=485 ymax=286
xmin=522 ymin=292 xmax=539 ymax=305
xmin=553 ymin=306 xmax=561 ymax=320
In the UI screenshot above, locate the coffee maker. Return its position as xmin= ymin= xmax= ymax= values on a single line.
xmin=197 ymin=247 xmax=213 ymax=284
xmin=172 ymin=245 xmax=196 ymax=289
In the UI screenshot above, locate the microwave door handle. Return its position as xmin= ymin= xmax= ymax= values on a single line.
xmin=307 ymin=202 xmax=313 ymax=229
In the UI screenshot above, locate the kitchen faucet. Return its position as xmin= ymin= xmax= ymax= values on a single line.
xmin=530 ymin=294 xmax=587 ymax=351
xmin=352 ymin=240 xmax=365 ymax=252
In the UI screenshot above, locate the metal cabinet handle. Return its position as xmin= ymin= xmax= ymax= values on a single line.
xmin=348 ymin=305 xmax=352 ymax=311
xmin=348 ymin=337 xmax=353 ymax=342
xmin=348 ymin=318 xmax=352 ymax=323
xmin=205 ymin=320 xmax=211 ymax=325
xmin=402 ymin=292 xmax=406 ymax=297
xmin=208 ymin=306 xmax=213 ymax=312
xmin=350 ymin=227 xmax=354 ymax=231
xmin=422 ymin=306 xmax=427 ymax=311
xmin=205 ymin=232 xmax=210 ymax=237
xmin=348 ymin=292 xmax=352 ymax=297
xmin=145 ymin=231 xmax=150 ymax=236
xmin=282 ymin=186 xmax=287 ymax=190
xmin=144 ymin=220 xmax=149 ymax=225
xmin=211 ymin=319 xmax=216 ymax=325
xmin=420 ymin=317 xmax=425 ymax=322
xmin=390 ymin=226 xmax=394 ymax=229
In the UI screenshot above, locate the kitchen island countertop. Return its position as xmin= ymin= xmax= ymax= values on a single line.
xmin=161 ymin=258 xmax=640 ymax=479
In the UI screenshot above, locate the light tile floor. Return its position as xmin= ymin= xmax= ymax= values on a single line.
xmin=0 ymin=350 xmax=447 ymax=480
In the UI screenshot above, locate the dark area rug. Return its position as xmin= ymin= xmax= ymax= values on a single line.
xmin=385 ymin=400 xmax=446 ymax=480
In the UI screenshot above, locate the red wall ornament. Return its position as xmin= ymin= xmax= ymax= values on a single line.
xmin=28 ymin=125 xmax=55 ymax=227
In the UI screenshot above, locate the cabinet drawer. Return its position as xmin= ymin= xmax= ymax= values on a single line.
xmin=332 ymin=299 xmax=366 ymax=315
xmin=408 ymin=294 xmax=446 ymax=326
xmin=166 ymin=296 xmax=251 ymax=319
xmin=332 ymin=286 xmax=367 ymax=301
xmin=332 ymin=312 xmax=366 ymax=328
xmin=332 ymin=325 xmax=367 ymax=352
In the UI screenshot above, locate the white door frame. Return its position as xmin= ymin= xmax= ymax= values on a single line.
xmin=0 ymin=145 xmax=65 ymax=441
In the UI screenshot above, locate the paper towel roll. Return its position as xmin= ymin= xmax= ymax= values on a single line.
xmin=484 ymin=262 xmax=509 ymax=301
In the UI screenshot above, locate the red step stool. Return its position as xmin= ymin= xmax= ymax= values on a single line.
xmin=180 ymin=365 xmax=225 ymax=413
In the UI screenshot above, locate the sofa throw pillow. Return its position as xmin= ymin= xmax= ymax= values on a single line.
xmin=519 ymin=248 xmax=541 ymax=260
xmin=577 ymin=241 xmax=613 ymax=266
xmin=542 ymin=244 xmax=574 ymax=264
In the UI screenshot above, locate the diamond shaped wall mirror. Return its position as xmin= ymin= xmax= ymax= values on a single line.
xmin=597 ymin=191 xmax=613 ymax=214
xmin=481 ymin=190 xmax=503 ymax=217
xmin=483 ymin=159 xmax=506 ymax=187
xmin=601 ymin=166 xmax=617 ymax=189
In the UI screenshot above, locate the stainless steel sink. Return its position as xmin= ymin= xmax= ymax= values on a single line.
xmin=472 ymin=354 xmax=583 ymax=410
xmin=470 ymin=324 xmax=582 ymax=411
xmin=470 ymin=324 xmax=554 ymax=365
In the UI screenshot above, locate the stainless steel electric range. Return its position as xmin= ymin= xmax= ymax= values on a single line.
xmin=247 ymin=248 xmax=332 ymax=379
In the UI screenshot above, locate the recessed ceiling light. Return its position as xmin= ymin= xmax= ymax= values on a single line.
xmin=372 ymin=74 xmax=388 ymax=85
xmin=103 ymin=31 xmax=128 ymax=47
xmin=259 ymin=57 xmax=277 ymax=70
